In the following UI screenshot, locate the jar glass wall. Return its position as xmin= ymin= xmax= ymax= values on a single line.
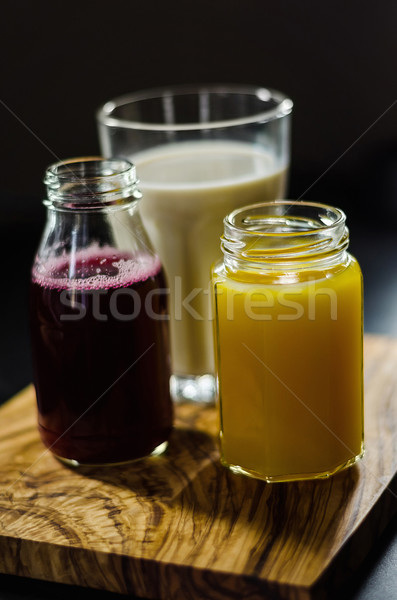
xmin=212 ymin=201 xmax=364 ymax=483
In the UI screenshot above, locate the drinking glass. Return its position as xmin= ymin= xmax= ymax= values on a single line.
xmin=97 ymin=84 xmax=293 ymax=403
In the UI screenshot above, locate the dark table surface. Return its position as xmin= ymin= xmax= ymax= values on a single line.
xmin=0 ymin=205 xmax=397 ymax=600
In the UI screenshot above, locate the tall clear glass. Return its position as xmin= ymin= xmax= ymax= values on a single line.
xmin=97 ymin=84 xmax=293 ymax=403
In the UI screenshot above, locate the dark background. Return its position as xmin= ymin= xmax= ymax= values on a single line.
xmin=2 ymin=1 xmax=397 ymax=207
xmin=0 ymin=1 xmax=397 ymax=416
xmin=1 ymin=0 xmax=397 ymax=411
xmin=1 ymin=3 xmax=397 ymax=598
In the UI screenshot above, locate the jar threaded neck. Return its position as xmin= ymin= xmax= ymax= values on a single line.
xmin=221 ymin=201 xmax=349 ymax=271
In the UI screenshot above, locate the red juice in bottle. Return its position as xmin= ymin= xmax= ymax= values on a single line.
xmin=30 ymin=245 xmax=173 ymax=465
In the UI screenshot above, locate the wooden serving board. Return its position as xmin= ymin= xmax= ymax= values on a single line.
xmin=1 ymin=334 xmax=397 ymax=600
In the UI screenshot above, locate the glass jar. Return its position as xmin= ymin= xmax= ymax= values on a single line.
xmin=212 ymin=201 xmax=364 ymax=483
xmin=30 ymin=157 xmax=173 ymax=466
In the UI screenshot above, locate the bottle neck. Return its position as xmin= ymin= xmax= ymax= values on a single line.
xmin=37 ymin=157 xmax=154 ymax=264
xmin=221 ymin=201 xmax=349 ymax=274
xmin=44 ymin=157 xmax=142 ymax=211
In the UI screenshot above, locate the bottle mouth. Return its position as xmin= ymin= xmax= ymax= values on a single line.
xmin=44 ymin=157 xmax=142 ymax=209
xmin=222 ymin=200 xmax=348 ymax=266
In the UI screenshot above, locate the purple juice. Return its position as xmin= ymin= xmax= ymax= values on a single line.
xmin=30 ymin=246 xmax=173 ymax=465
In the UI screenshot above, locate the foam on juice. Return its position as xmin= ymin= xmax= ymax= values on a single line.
xmin=32 ymin=244 xmax=162 ymax=290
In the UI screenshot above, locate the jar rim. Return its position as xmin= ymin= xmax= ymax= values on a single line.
xmin=97 ymin=84 xmax=293 ymax=132
xmin=225 ymin=200 xmax=346 ymax=237
xmin=222 ymin=200 xmax=349 ymax=269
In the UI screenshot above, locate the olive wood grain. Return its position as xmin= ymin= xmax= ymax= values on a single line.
xmin=0 ymin=334 xmax=397 ymax=599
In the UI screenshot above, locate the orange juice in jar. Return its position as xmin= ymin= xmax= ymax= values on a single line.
xmin=212 ymin=201 xmax=364 ymax=483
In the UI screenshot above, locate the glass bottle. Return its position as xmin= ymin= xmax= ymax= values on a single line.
xmin=212 ymin=200 xmax=364 ymax=482
xmin=30 ymin=157 xmax=173 ymax=466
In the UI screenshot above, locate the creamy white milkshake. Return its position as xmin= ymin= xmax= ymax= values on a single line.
xmin=133 ymin=140 xmax=287 ymax=377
